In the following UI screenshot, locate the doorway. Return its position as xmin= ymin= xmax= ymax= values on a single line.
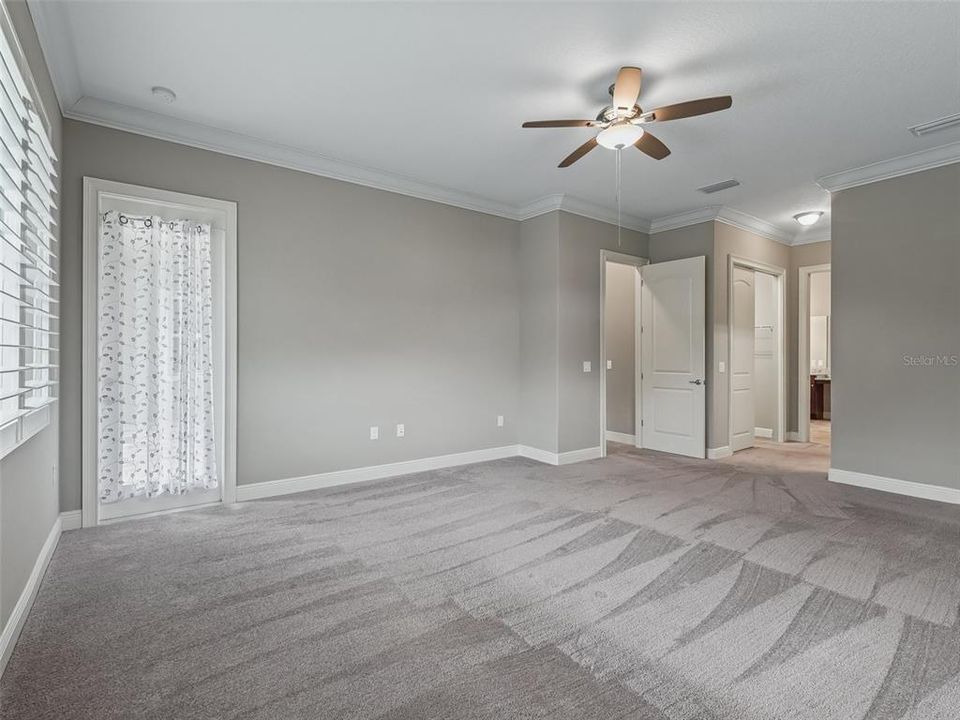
xmin=600 ymin=253 xmax=708 ymax=460
xmin=728 ymin=256 xmax=786 ymax=453
xmin=798 ymin=264 xmax=832 ymax=447
xmin=600 ymin=251 xmax=645 ymax=457
xmin=81 ymin=179 xmax=237 ymax=526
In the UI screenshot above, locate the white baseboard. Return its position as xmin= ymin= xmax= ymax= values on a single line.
xmin=707 ymin=446 xmax=733 ymax=460
xmin=518 ymin=445 xmax=559 ymax=465
xmin=235 ymin=445 xmax=520 ymax=501
xmin=605 ymin=431 xmax=635 ymax=444
xmin=829 ymin=468 xmax=960 ymax=505
xmin=0 ymin=516 xmax=61 ymax=676
xmin=59 ymin=510 xmax=82 ymax=531
xmin=754 ymin=427 xmax=773 ymax=439
xmin=558 ymin=446 xmax=602 ymax=465
xmin=519 ymin=445 xmax=603 ymax=466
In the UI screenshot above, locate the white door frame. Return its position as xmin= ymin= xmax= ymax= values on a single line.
xmin=599 ymin=250 xmax=648 ymax=457
xmin=727 ymin=255 xmax=787 ymax=447
xmin=797 ymin=263 xmax=831 ymax=443
xmin=81 ymin=178 xmax=238 ymax=527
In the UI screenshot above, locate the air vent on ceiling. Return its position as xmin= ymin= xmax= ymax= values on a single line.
xmin=908 ymin=112 xmax=960 ymax=137
xmin=697 ymin=178 xmax=740 ymax=194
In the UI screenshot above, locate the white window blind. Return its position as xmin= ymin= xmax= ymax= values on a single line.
xmin=0 ymin=12 xmax=58 ymax=459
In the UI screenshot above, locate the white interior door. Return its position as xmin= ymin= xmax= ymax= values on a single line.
xmin=640 ymin=256 xmax=706 ymax=458
xmin=730 ymin=266 xmax=755 ymax=452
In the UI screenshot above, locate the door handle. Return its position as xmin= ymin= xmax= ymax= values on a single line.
xmin=689 ymin=379 xmax=704 ymax=385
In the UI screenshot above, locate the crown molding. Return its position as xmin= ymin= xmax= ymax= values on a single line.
xmin=554 ymin=195 xmax=651 ymax=234
xmin=649 ymin=206 xmax=722 ymax=234
xmin=515 ymin=194 xmax=564 ymax=220
xmin=648 ymin=205 xmax=793 ymax=245
xmin=66 ymin=96 xmax=659 ymax=232
xmin=715 ymin=206 xmax=794 ymax=245
xmin=66 ymin=96 xmax=527 ymax=220
xmin=817 ymin=141 xmax=960 ymax=192
xmin=791 ymin=226 xmax=831 ymax=246
xmin=64 ymin=95 xmax=802 ymax=245
xmin=25 ymin=0 xmax=81 ymax=112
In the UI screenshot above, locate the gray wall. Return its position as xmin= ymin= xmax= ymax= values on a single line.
xmin=518 ymin=212 xmax=559 ymax=453
xmin=604 ymin=262 xmax=636 ymax=436
xmin=557 ymin=213 xmax=647 ymax=453
xmin=832 ymin=164 xmax=960 ymax=489
xmin=0 ymin=0 xmax=62 ymax=630
xmin=61 ymin=120 xmax=522 ymax=509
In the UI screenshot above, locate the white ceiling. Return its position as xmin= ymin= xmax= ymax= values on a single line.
xmin=31 ymin=1 xmax=960 ymax=241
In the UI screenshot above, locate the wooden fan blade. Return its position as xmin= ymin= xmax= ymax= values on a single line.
xmin=650 ymin=96 xmax=732 ymax=122
xmin=613 ymin=66 xmax=642 ymax=111
xmin=522 ymin=120 xmax=597 ymax=128
xmin=559 ymin=137 xmax=598 ymax=168
xmin=634 ymin=131 xmax=670 ymax=160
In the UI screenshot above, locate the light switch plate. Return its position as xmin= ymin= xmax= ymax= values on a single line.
xmin=719 ymin=361 xmax=726 ymax=373
xmin=396 ymin=423 xmax=405 ymax=438
xmin=606 ymin=360 xmax=613 ymax=370
xmin=370 ymin=426 xmax=379 ymax=440
xmin=497 ymin=415 xmax=504 ymax=427
xmin=583 ymin=361 xmax=592 ymax=372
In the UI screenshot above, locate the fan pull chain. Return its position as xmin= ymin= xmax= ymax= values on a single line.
xmin=616 ymin=147 xmax=622 ymax=247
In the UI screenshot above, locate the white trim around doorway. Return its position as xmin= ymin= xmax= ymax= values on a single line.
xmin=81 ymin=178 xmax=238 ymax=527
xmin=599 ymin=250 xmax=648 ymax=458
xmin=726 ymin=255 xmax=787 ymax=450
xmin=797 ymin=263 xmax=831 ymax=443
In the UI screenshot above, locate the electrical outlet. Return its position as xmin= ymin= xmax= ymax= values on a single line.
xmin=396 ymin=423 xmax=405 ymax=438
xmin=497 ymin=415 xmax=504 ymax=427
xmin=583 ymin=361 xmax=592 ymax=372
xmin=369 ymin=426 xmax=379 ymax=440
xmin=719 ymin=361 xmax=726 ymax=373
xmin=606 ymin=360 xmax=613 ymax=370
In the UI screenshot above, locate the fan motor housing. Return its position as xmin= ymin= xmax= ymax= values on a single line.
xmin=597 ymin=104 xmax=643 ymax=123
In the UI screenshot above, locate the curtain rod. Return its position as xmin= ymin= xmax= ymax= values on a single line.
xmin=100 ymin=211 xmax=225 ymax=233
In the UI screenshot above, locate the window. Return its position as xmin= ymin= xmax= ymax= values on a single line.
xmin=0 ymin=10 xmax=58 ymax=459
xmin=82 ymin=179 xmax=237 ymax=524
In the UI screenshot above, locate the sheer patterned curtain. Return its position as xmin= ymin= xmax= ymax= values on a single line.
xmin=97 ymin=211 xmax=218 ymax=502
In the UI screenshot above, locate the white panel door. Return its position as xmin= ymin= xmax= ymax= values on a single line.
xmin=731 ymin=266 xmax=755 ymax=452
xmin=640 ymin=256 xmax=706 ymax=458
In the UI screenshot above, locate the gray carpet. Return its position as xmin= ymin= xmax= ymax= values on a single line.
xmin=3 ymin=443 xmax=960 ymax=719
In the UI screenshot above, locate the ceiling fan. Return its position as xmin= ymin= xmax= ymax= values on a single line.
xmin=522 ymin=66 xmax=732 ymax=167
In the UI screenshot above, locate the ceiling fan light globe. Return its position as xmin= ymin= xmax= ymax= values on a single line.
xmin=597 ymin=123 xmax=644 ymax=150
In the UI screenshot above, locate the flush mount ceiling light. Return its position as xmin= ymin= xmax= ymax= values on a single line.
xmin=794 ymin=211 xmax=824 ymax=227
xmin=151 ymin=86 xmax=177 ymax=104
xmin=521 ymin=66 xmax=732 ymax=167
